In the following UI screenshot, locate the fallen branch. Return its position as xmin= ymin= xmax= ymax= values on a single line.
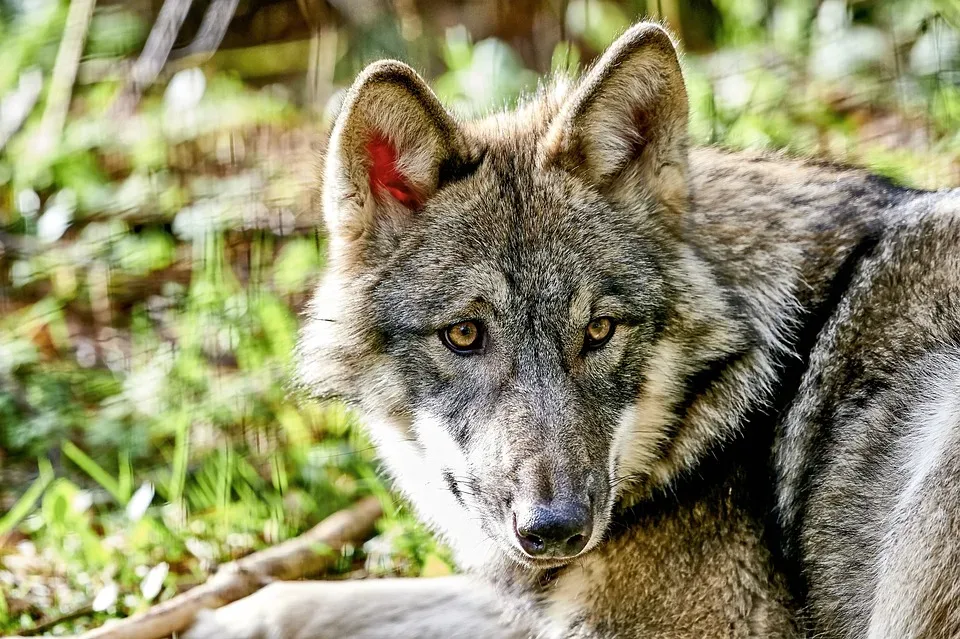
xmin=74 ymin=496 xmax=383 ymax=639
xmin=19 ymin=604 xmax=94 ymax=636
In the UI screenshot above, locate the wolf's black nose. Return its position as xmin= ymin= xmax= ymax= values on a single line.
xmin=513 ymin=501 xmax=592 ymax=559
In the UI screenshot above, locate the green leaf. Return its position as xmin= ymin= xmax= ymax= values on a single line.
xmin=62 ymin=440 xmax=128 ymax=504
xmin=0 ymin=457 xmax=54 ymax=536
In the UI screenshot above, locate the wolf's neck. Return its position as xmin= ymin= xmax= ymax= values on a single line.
xmin=622 ymin=148 xmax=903 ymax=500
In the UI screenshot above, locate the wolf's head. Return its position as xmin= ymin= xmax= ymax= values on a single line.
xmin=298 ymin=23 xmax=747 ymax=573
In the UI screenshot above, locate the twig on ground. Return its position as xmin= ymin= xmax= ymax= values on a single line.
xmin=19 ymin=604 xmax=95 ymax=636
xmin=70 ymin=496 xmax=383 ymax=639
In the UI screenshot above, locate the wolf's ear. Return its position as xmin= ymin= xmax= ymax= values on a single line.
xmin=323 ymin=61 xmax=470 ymax=255
xmin=543 ymin=23 xmax=689 ymax=214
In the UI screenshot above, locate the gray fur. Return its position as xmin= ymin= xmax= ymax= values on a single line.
xmin=186 ymin=21 xmax=960 ymax=639
xmin=184 ymin=576 xmax=528 ymax=639
xmin=776 ymin=196 xmax=960 ymax=638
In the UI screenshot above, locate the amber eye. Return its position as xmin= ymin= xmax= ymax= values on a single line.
xmin=440 ymin=320 xmax=486 ymax=355
xmin=584 ymin=317 xmax=615 ymax=350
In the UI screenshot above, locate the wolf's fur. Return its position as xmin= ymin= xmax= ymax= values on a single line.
xmin=185 ymin=22 xmax=960 ymax=639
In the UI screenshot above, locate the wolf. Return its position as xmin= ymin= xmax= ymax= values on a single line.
xmin=185 ymin=21 xmax=960 ymax=639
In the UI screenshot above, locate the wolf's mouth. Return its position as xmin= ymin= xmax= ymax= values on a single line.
xmin=499 ymin=541 xmax=581 ymax=570
xmin=507 ymin=538 xmax=601 ymax=571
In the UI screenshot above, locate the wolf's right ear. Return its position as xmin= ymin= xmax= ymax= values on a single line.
xmin=323 ymin=61 xmax=470 ymax=260
xmin=542 ymin=23 xmax=689 ymax=216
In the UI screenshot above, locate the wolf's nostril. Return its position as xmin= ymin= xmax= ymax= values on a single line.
xmin=513 ymin=512 xmax=544 ymax=554
xmin=518 ymin=531 xmax=544 ymax=554
xmin=565 ymin=533 xmax=588 ymax=555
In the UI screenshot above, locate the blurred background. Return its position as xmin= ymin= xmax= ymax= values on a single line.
xmin=0 ymin=0 xmax=957 ymax=634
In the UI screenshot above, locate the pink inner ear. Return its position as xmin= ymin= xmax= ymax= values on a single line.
xmin=366 ymin=135 xmax=424 ymax=209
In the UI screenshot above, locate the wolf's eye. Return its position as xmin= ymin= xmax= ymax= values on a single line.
xmin=584 ymin=317 xmax=615 ymax=350
xmin=440 ymin=320 xmax=486 ymax=355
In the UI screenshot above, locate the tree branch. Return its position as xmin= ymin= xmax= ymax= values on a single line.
xmin=109 ymin=0 xmax=194 ymax=117
xmin=0 ymin=70 xmax=43 ymax=152
xmin=171 ymin=0 xmax=240 ymax=62
xmin=33 ymin=0 xmax=97 ymax=154
xmin=19 ymin=604 xmax=94 ymax=636
xmin=72 ymin=496 xmax=383 ymax=639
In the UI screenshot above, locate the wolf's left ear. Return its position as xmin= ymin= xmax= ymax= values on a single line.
xmin=543 ymin=23 xmax=689 ymax=214
xmin=323 ymin=61 xmax=471 ymax=257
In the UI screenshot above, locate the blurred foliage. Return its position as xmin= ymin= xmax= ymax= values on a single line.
xmin=0 ymin=0 xmax=957 ymax=633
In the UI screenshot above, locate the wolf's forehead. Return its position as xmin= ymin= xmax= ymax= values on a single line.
xmin=450 ymin=257 xmax=594 ymax=311
xmin=389 ymin=222 xmax=607 ymax=328
xmin=380 ymin=145 xmax=656 ymax=324
xmin=426 ymin=179 xmax=606 ymax=289
xmin=438 ymin=149 xmax=601 ymax=242
xmin=421 ymin=159 xmax=625 ymax=271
